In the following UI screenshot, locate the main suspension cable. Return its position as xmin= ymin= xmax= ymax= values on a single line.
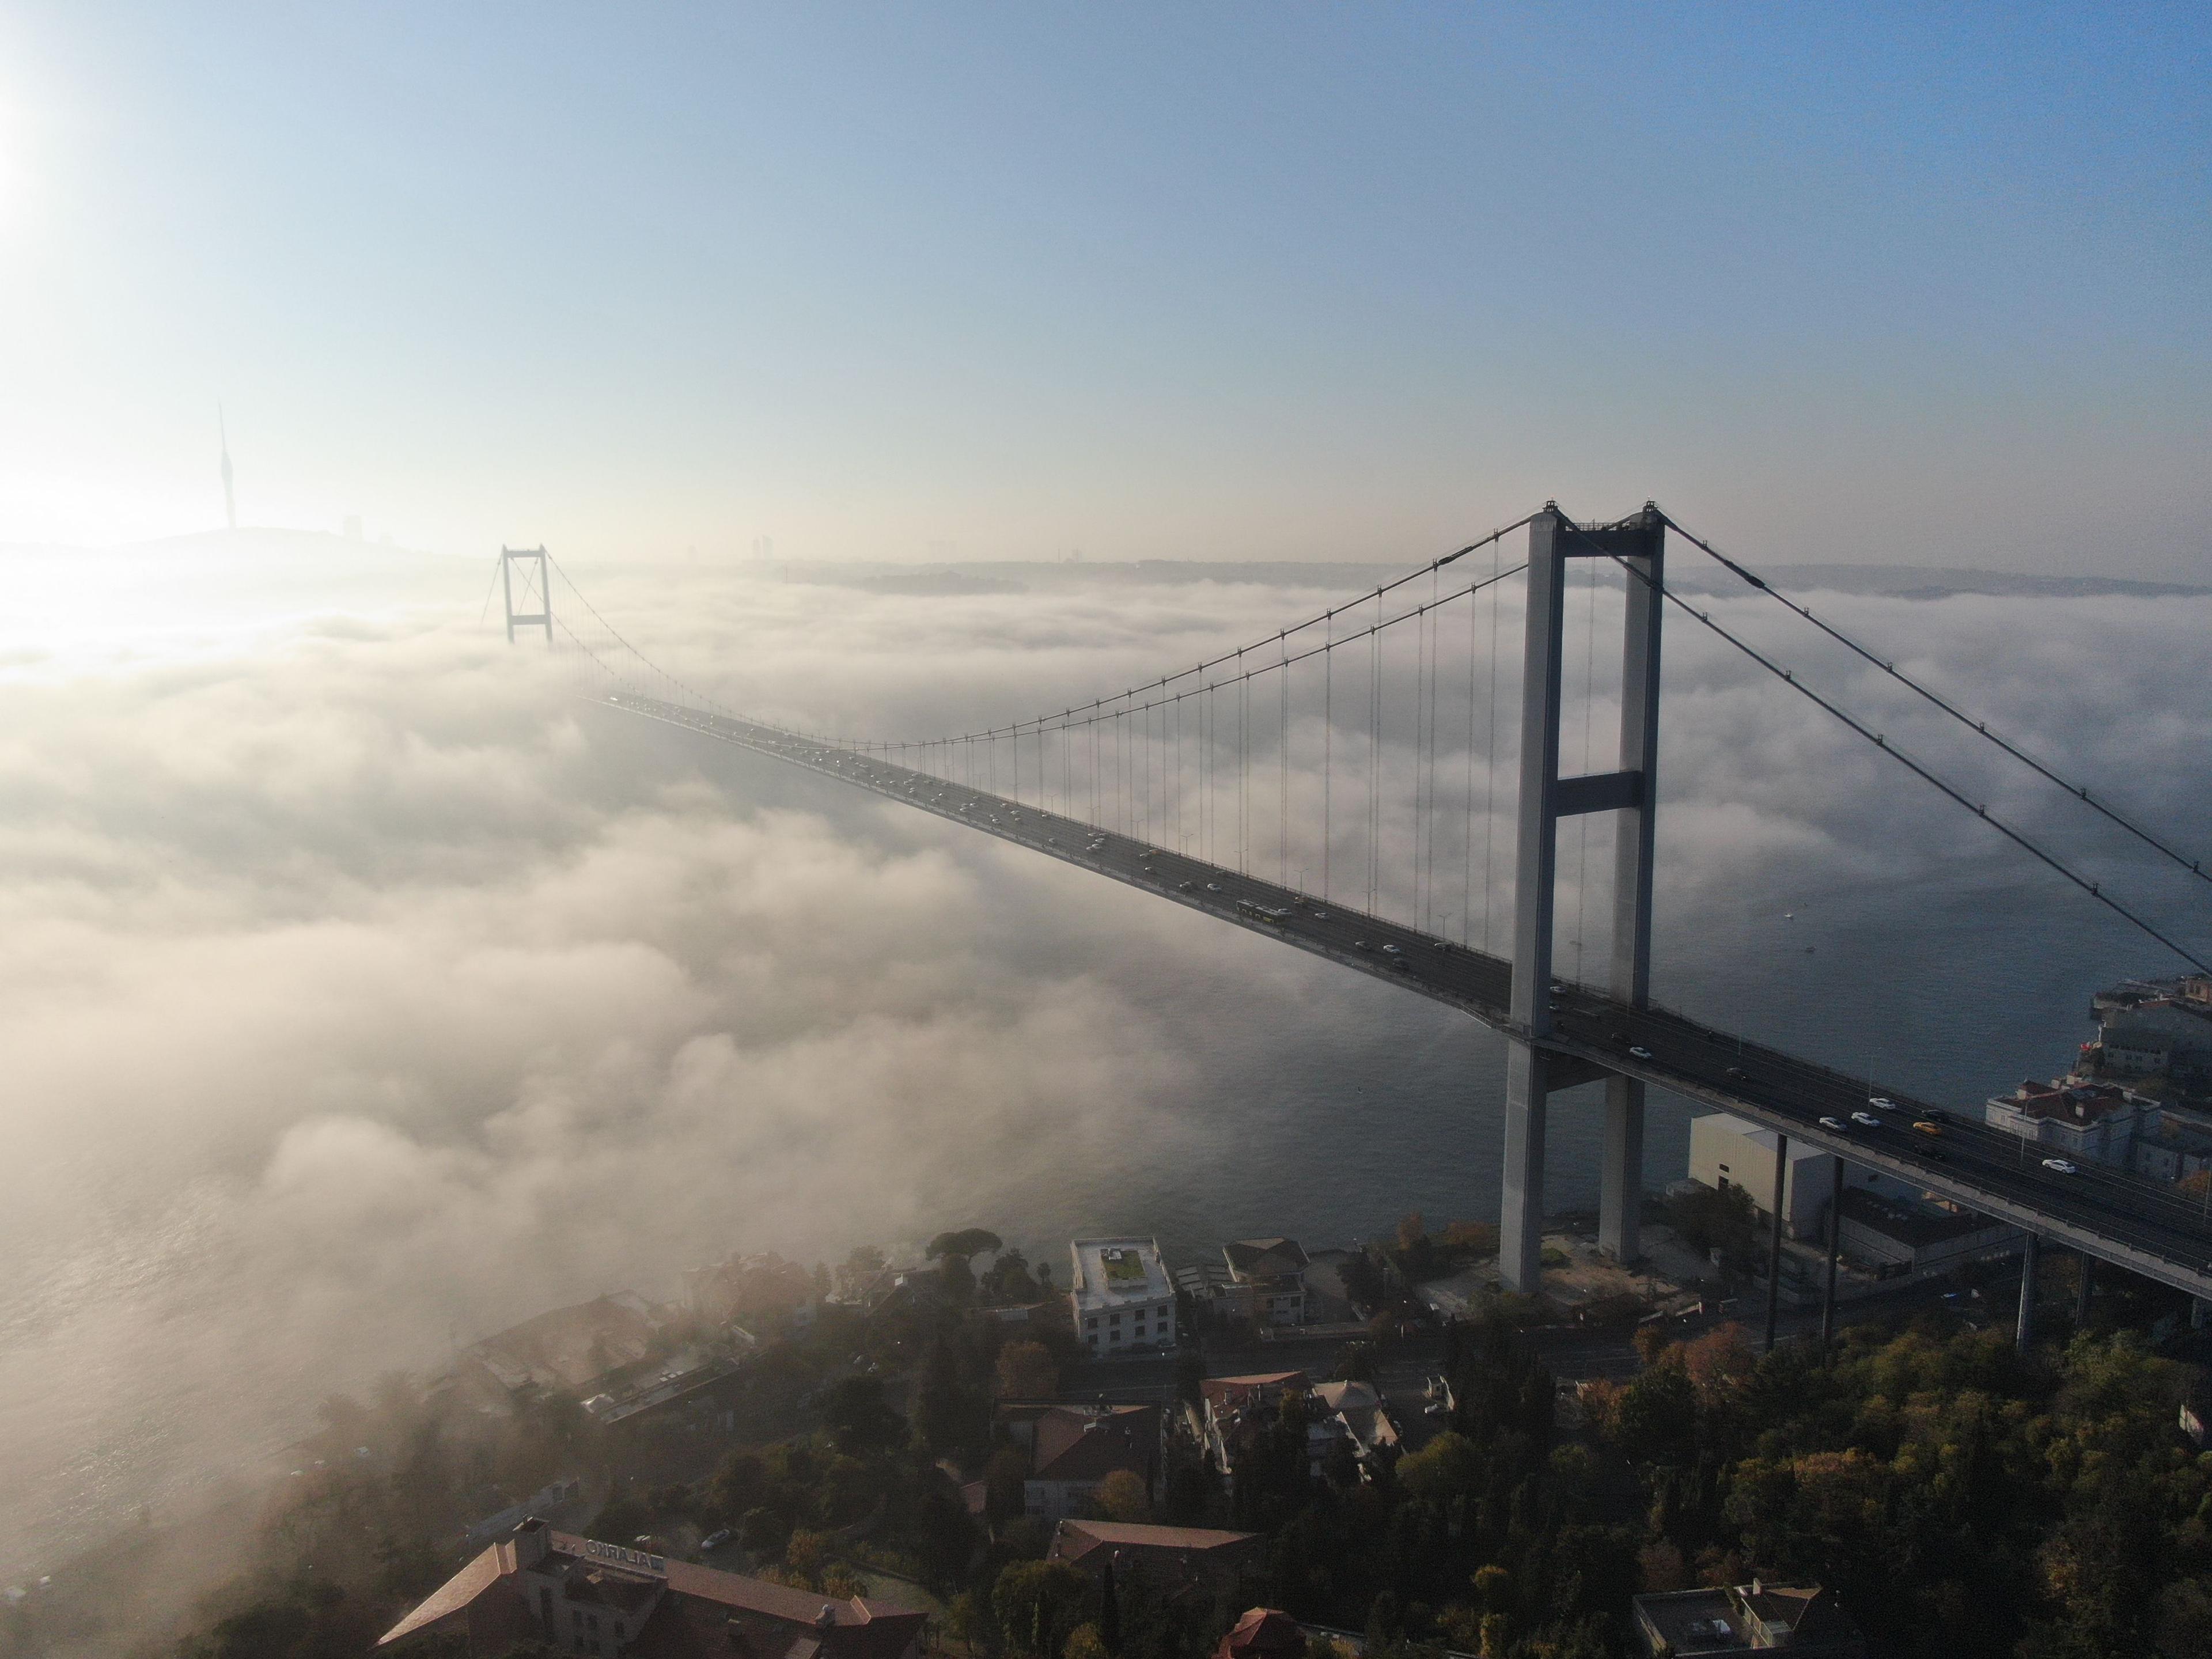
xmin=1583 ymin=531 xmax=2211 ymax=975
xmin=1658 ymin=510 xmax=2212 ymax=892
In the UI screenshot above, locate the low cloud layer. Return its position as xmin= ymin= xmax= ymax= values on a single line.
xmin=1 ymin=536 xmax=2207 ymax=1578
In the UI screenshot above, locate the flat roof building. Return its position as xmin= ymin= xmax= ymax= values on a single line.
xmin=1633 ymin=1581 xmax=1864 ymax=1658
xmin=1069 ymin=1238 xmax=1177 ymax=1355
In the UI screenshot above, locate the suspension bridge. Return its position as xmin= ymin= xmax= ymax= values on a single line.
xmin=491 ymin=505 xmax=2212 ymax=1349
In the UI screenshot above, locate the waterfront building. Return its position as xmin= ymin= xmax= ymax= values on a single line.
xmin=1984 ymin=1079 xmax=2154 ymax=1166
xmin=1220 ymin=1238 xmax=1312 ymax=1324
xmin=1070 ymin=1237 xmax=1177 ymax=1355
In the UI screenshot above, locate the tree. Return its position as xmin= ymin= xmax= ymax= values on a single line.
xmin=994 ymin=1560 xmax=1091 ymax=1659
xmin=820 ymin=1375 xmax=906 ymax=1455
xmin=1174 ymin=1350 xmax=1206 ymax=1408
xmin=985 ymin=1448 xmax=1032 ymax=1528
xmin=1093 ymin=1469 xmax=1152 ymax=1522
xmin=1395 ymin=1430 xmax=1479 ymax=1505
xmin=998 ymin=1340 xmax=1060 ymax=1400
xmin=930 ymin=1229 xmax=1007 ymax=1262
xmin=708 ymin=1451 xmax=768 ymax=1524
xmin=919 ymin=1338 xmax=986 ymax=1454
xmin=739 ymin=1507 xmax=790 ymax=1561
xmin=1099 ymin=1557 xmax=1122 ymax=1654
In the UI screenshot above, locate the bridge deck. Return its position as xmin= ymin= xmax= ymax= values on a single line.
xmin=610 ymin=692 xmax=2212 ymax=1303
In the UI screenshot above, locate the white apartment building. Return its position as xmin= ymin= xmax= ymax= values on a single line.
xmin=1069 ymin=1237 xmax=1177 ymax=1355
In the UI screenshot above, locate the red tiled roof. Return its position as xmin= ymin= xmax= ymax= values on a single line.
xmin=1033 ymin=1406 xmax=1158 ymax=1482
xmin=378 ymin=1540 xmax=514 ymax=1645
xmin=1201 ymin=1373 xmax=1306 ymax=1406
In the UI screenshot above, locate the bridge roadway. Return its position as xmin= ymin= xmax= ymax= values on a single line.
xmin=609 ymin=692 xmax=2212 ymax=1304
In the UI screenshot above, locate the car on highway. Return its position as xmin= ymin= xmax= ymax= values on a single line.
xmin=1911 ymin=1120 xmax=1944 ymax=1137
xmin=1869 ymin=1096 xmax=1897 ymax=1111
xmin=1206 ymin=882 xmax=1222 ymax=892
xmin=1819 ymin=1116 xmax=1847 ymax=1131
xmin=1851 ymin=1111 xmax=1882 ymax=1128
xmin=1725 ymin=1066 xmax=1747 ymax=1081
xmin=1354 ymin=940 xmax=1372 ymax=951
xmin=1381 ymin=943 xmax=1403 ymax=956
xmin=1177 ymin=880 xmax=1195 ymax=892
xmin=1628 ymin=1045 xmax=1653 ymax=1060
xmin=2042 ymin=1158 xmax=2080 ymax=1175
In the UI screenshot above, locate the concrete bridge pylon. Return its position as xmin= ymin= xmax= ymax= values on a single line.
xmin=1500 ymin=503 xmax=1665 ymax=1294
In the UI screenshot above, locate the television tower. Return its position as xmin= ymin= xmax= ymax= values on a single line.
xmin=218 ymin=403 xmax=236 ymax=531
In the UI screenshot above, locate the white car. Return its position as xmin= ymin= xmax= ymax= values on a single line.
xmin=1381 ymin=943 xmax=1403 ymax=956
xmin=2041 ymin=1158 xmax=2080 ymax=1175
xmin=1819 ymin=1116 xmax=1847 ymax=1131
xmin=1868 ymin=1095 xmax=1897 ymax=1111
xmin=1628 ymin=1045 xmax=1653 ymax=1060
xmin=1851 ymin=1111 xmax=1883 ymax=1128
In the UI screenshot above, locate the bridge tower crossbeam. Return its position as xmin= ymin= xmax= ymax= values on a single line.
xmin=1500 ymin=502 xmax=1665 ymax=1293
xmin=502 ymin=546 xmax=553 ymax=644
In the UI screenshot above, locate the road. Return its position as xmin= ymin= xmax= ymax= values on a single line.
xmin=610 ymin=695 xmax=2212 ymax=1301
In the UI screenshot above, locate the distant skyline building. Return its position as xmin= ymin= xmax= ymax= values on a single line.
xmin=218 ymin=403 xmax=236 ymax=531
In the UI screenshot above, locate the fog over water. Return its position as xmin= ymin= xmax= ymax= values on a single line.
xmin=1 ymin=532 xmax=2208 ymax=1581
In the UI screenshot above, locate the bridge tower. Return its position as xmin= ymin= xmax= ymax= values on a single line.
xmin=501 ymin=546 xmax=553 ymax=643
xmin=1499 ymin=503 xmax=1666 ymax=1293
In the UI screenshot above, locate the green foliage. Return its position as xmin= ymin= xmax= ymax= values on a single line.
xmin=1666 ymin=1181 xmax=1762 ymax=1274
xmin=929 ymin=1229 xmax=1006 ymax=1263
xmin=819 ymin=1374 xmax=907 ymax=1455
xmin=174 ymin=1580 xmax=379 ymax=1659
xmin=993 ymin=1559 xmax=1092 ymax=1659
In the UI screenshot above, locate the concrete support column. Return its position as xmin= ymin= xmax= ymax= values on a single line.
xmin=1600 ymin=510 xmax=1664 ymax=1264
xmin=2074 ymin=1255 xmax=2094 ymax=1327
xmin=1764 ymin=1133 xmax=1788 ymax=1353
xmin=1498 ymin=511 xmax=1567 ymax=1296
xmin=1820 ymin=1155 xmax=1843 ymax=1357
xmin=1500 ymin=1045 xmax=1552 ymax=1294
xmin=1599 ymin=1077 xmax=1646 ymax=1264
xmin=2016 ymin=1234 xmax=2041 ymax=1354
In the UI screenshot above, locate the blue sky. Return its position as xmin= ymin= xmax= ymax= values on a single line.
xmin=3 ymin=3 xmax=2206 ymax=571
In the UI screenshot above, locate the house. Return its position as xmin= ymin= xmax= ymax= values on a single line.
xmin=1213 ymin=1608 xmax=1308 ymax=1659
xmin=1009 ymin=1402 xmax=1163 ymax=1522
xmin=1200 ymin=1373 xmax=1309 ymax=1415
xmin=1047 ymin=1519 xmax=1265 ymax=1596
xmin=1220 ymin=1239 xmax=1312 ymax=1325
xmin=2095 ymin=1000 xmax=2212 ymax=1088
xmin=1632 ymin=1580 xmax=1865 ymax=1658
xmin=1311 ymin=1380 xmax=1401 ymax=1478
xmin=377 ymin=1520 xmax=926 ymax=1658
xmin=1070 ymin=1238 xmax=1177 ymax=1356
xmin=1984 ymin=1079 xmax=2154 ymax=1166
xmin=458 ymin=1293 xmax=670 ymax=1406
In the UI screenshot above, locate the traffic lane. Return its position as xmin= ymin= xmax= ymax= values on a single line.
xmin=1543 ymin=994 xmax=2212 ymax=1264
xmin=649 ymin=705 xmax=2212 ymax=1268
